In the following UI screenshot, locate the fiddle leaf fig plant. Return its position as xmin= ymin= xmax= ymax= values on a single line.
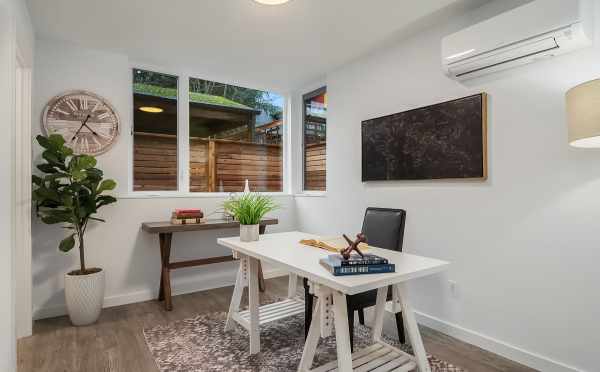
xmin=32 ymin=134 xmax=117 ymax=275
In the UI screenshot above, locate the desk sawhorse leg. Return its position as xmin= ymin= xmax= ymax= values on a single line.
xmin=298 ymin=283 xmax=430 ymax=372
xmin=225 ymin=253 xmax=302 ymax=355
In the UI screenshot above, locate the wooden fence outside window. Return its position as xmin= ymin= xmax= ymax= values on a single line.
xmin=134 ymin=132 xmax=283 ymax=192
xmin=304 ymin=142 xmax=326 ymax=191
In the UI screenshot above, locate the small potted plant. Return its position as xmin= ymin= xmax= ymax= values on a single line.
xmin=32 ymin=134 xmax=117 ymax=326
xmin=223 ymin=192 xmax=278 ymax=242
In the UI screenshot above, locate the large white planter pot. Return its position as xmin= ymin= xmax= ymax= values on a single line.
xmin=240 ymin=224 xmax=260 ymax=242
xmin=64 ymin=269 xmax=105 ymax=326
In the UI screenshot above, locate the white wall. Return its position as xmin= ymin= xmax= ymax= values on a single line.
xmin=0 ymin=0 xmax=34 ymax=369
xmin=293 ymin=2 xmax=600 ymax=372
xmin=31 ymin=39 xmax=296 ymax=319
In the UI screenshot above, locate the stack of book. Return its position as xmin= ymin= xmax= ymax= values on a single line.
xmin=319 ymin=253 xmax=395 ymax=276
xmin=171 ymin=208 xmax=205 ymax=225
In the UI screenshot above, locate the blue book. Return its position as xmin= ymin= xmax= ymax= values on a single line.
xmin=327 ymin=254 xmax=389 ymax=266
xmin=320 ymin=257 xmax=395 ymax=276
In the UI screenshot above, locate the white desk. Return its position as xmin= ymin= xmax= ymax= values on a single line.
xmin=218 ymin=231 xmax=450 ymax=372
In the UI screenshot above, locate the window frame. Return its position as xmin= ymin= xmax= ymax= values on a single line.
xmin=124 ymin=64 xmax=290 ymax=198
xmin=130 ymin=67 xmax=181 ymax=193
xmin=300 ymin=86 xmax=327 ymax=194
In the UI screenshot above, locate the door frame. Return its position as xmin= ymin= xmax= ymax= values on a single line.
xmin=14 ymin=47 xmax=33 ymax=339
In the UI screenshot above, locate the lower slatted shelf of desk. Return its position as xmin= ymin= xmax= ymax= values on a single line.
xmin=232 ymin=298 xmax=305 ymax=330
xmin=310 ymin=342 xmax=417 ymax=372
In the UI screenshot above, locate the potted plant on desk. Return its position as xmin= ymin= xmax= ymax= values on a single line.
xmin=32 ymin=134 xmax=117 ymax=326
xmin=223 ymin=192 xmax=278 ymax=242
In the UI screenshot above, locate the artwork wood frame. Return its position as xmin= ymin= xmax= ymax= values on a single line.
xmin=361 ymin=93 xmax=488 ymax=181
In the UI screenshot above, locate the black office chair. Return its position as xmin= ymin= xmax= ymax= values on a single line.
xmin=304 ymin=207 xmax=407 ymax=350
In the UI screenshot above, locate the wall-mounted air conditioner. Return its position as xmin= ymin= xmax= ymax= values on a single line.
xmin=442 ymin=0 xmax=594 ymax=81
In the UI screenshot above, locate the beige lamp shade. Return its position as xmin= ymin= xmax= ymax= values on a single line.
xmin=567 ymin=79 xmax=600 ymax=148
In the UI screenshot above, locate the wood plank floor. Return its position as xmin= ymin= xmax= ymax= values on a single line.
xmin=18 ymin=277 xmax=537 ymax=372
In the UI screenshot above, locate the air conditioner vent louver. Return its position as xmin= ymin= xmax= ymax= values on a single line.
xmin=449 ymin=37 xmax=560 ymax=78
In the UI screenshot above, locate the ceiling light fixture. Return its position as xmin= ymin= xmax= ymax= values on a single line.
xmin=253 ymin=0 xmax=291 ymax=5
xmin=139 ymin=106 xmax=164 ymax=113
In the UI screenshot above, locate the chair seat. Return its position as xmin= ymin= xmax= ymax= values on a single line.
xmin=346 ymin=286 xmax=393 ymax=311
xmin=303 ymin=281 xmax=395 ymax=311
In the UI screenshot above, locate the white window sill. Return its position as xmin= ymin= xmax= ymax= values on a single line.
xmin=118 ymin=192 xmax=294 ymax=199
xmin=294 ymin=191 xmax=327 ymax=198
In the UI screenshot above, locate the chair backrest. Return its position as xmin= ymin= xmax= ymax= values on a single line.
xmin=361 ymin=207 xmax=406 ymax=252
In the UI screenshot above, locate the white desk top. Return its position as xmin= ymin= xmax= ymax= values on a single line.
xmin=218 ymin=231 xmax=449 ymax=295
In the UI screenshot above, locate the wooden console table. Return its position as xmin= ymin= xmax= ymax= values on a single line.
xmin=141 ymin=218 xmax=278 ymax=310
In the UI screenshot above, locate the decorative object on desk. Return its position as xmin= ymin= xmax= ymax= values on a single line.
xmin=300 ymin=236 xmax=369 ymax=253
xmin=222 ymin=193 xmax=278 ymax=242
xmin=362 ymin=93 xmax=487 ymax=181
xmin=170 ymin=208 xmax=204 ymax=225
xmin=32 ymin=134 xmax=117 ymax=326
xmin=340 ymin=233 xmax=366 ymax=260
xmin=320 ymin=234 xmax=394 ymax=276
xmin=567 ymin=79 xmax=600 ymax=148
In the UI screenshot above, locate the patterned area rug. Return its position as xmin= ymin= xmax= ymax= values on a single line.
xmin=143 ymin=310 xmax=466 ymax=371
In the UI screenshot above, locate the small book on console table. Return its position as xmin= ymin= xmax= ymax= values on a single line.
xmin=299 ymin=236 xmax=369 ymax=253
xmin=171 ymin=210 xmax=205 ymax=225
xmin=174 ymin=208 xmax=203 ymax=218
xmin=170 ymin=216 xmax=205 ymax=225
xmin=319 ymin=256 xmax=395 ymax=276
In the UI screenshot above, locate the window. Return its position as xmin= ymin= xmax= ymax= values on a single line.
xmin=303 ymin=87 xmax=327 ymax=191
xmin=188 ymin=77 xmax=284 ymax=192
xmin=132 ymin=69 xmax=179 ymax=191
xmin=131 ymin=68 xmax=285 ymax=193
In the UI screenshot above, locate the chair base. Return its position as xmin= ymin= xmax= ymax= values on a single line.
xmin=304 ymin=279 xmax=406 ymax=349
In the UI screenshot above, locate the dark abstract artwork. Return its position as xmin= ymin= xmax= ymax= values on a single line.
xmin=361 ymin=93 xmax=487 ymax=181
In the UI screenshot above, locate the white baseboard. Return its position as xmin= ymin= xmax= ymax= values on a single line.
xmin=414 ymin=311 xmax=584 ymax=372
xmin=33 ymin=268 xmax=289 ymax=320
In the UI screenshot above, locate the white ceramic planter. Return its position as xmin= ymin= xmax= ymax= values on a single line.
xmin=240 ymin=224 xmax=260 ymax=242
xmin=64 ymin=269 xmax=105 ymax=326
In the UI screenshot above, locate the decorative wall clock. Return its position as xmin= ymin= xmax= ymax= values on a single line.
xmin=42 ymin=90 xmax=120 ymax=155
